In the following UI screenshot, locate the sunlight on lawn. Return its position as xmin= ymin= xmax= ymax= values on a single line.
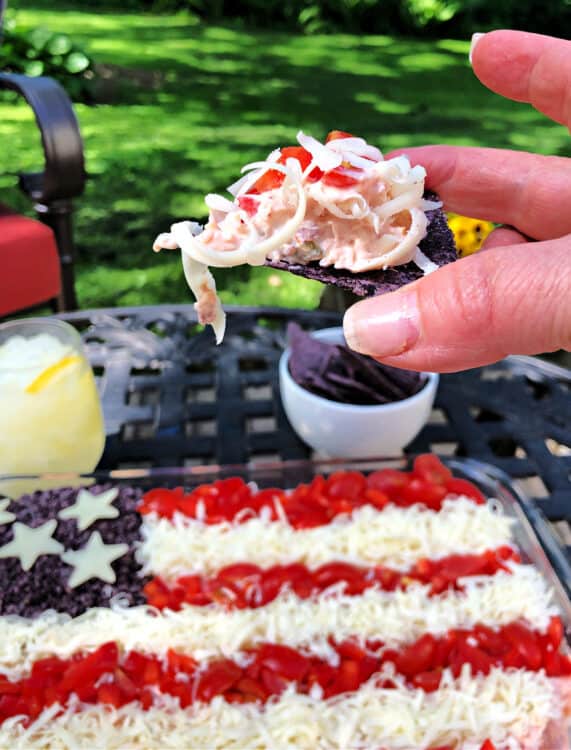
xmin=3 ymin=5 xmax=570 ymax=309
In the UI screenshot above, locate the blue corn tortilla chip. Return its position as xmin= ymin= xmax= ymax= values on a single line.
xmin=287 ymin=323 xmax=426 ymax=405
xmin=267 ymin=191 xmax=456 ymax=296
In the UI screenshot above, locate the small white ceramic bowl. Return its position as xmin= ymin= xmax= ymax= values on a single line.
xmin=279 ymin=327 xmax=439 ymax=458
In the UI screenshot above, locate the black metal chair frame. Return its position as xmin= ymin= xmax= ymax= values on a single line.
xmin=0 ymin=0 xmax=86 ymax=312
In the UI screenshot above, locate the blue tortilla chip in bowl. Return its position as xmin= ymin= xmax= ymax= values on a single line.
xmin=279 ymin=324 xmax=439 ymax=457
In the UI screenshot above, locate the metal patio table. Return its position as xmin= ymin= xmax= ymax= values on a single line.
xmin=58 ymin=303 xmax=571 ymax=557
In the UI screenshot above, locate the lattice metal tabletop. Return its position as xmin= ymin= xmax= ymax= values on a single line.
xmin=59 ymin=304 xmax=571 ymax=548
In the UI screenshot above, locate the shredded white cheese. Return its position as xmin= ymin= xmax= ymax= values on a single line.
xmin=137 ymin=498 xmax=514 ymax=577
xmin=0 ymin=670 xmax=559 ymax=750
xmin=0 ymin=566 xmax=555 ymax=675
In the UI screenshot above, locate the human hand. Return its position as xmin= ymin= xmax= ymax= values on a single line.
xmin=343 ymin=30 xmax=571 ymax=372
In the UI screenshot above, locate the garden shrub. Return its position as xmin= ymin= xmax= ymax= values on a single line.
xmin=5 ymin=0 xmax=568 ymax=38
xmin=152 ymin=0 xmax=570 ymax=37
xmin=0 ymin=16 xmax=96 ymax=102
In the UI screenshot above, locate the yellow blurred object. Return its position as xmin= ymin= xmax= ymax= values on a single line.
xmin=448 ymin=214 xmax=494 ymax=257
xmin=25 ymin=355 xmax=82 ymax=394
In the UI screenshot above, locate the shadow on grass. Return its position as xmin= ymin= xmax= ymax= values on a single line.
xmin=2 ymin=8 xmax=570 ymax=307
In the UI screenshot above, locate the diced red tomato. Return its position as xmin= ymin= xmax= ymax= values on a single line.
xmin=248 ymin=168 xmax=284 ymax=194
xmin=548 ymin=615 xmax=565 ymax=648
xmin=449 ymin=641 xmax=494 ymax=677
xmin=195 ymin=660 xmax=242 ymax=702
xmin=166 ymin=649 xmax=197 ymax=676
xmin=411 ymin=670 xmax=442 ymax=692
xmin=260 ymin=667 xmax=289 ymax=695
xmin=400 ymin=478 xmax=448 ymax=510
xmin=215 ymin=563 xmax=263 ymax=584
xmin=321 ymin=169 xmax=359 ymax=188
xmin=122 ymin=651 xmax=149 ymax=682
xmin=0 ymin=677 xmax=21 ymax=696
xmin=363 ymin=487 xmax=389 ymax=510
xmin=366 ymin=468 xmax=410 ymax=499
xmin=325 ymin=471 xmax=368 ymax=502
xmin=313 ymin=562 xmax=366 ymax=594
xmin=234 ymin=676 xmax=268 ymax=702
xmin=325 ymin=130 xmax=354 ymax=142
xmin=445 ymin=477 xmax=486 ymax=504
xmin=237 ymin=195 xmax=259 ymax=216
xmin=249 ymin=145 xmax=324 ymax=194
xmin=143 ymin=577 xmax=173 ymax=610
xmin=306 ymin=661 xmax=336 ymax=690
xmin=58 ymin=642 xmax=119 ymax=697
xmin=503 ymin=623 xmax=543 ymax=671
xmin=257 ymin=644 xmax=309 ymax=682
xmin=328 ymin=659 xmax=362 ymax=693
xmin=113 ymin=667 xmax=139 ymax=702
xmin=278 ymin=146 xmax=312 ymax=171
xmin=434 ymin=554 xmax=486 ymax=581
xmin=413 ymin=454 xmax=452 ymax=485
xmin=97 ymin=683 xmax=124 ymax=708
xmin=138 ymin=487 xmax=185 ymax=518
xmin=473 ymin=624 xmax=506 ymax=656
xmin=394 ymin=634 xmax=436 ymax=678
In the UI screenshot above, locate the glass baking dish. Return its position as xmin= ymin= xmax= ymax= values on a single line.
xmin=1 ymin=455 xmax=570 ymax=748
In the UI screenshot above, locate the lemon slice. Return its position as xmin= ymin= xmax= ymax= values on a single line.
xmin=26 ymin=355 xmax=83 ymax=394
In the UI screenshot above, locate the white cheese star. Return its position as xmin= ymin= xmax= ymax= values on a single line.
xmin=58 ymin=487 xmax=119 ymax=531
xmin=0 ymin=520 xmax=64 ymax=571
xmin=61 ymin=531 xmax=128 ymax=588
xmin=0 ymin=499 xmax=16 ymax=526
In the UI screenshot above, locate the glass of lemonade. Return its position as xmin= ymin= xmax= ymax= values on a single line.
xmin=0 ymin=319 xmax=105 ymax=497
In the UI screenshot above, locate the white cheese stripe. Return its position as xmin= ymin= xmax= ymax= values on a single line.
xmin=0 ymin=670 xmax=560 ymax=750
xmin=138 ymin=498 xmax=514 ymax=578
xmin=0 ymin=566 xmax=554 ymax=674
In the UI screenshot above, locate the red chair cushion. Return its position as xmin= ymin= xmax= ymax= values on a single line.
xmin=0 ymin=209 xmax=61 ymax=316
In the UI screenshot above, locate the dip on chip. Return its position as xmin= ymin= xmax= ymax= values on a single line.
xmin=153 ymin=131 xmax=457 ymax=343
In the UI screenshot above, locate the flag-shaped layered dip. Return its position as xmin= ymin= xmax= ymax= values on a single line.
xmin=0 ymin=456 xmax=569 ymax=749
xmin=153 ymin=132 xmax=456 ymax=343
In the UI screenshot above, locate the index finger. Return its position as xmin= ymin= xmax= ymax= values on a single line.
xmin=471 ymin=31 xmax=571 ymax=129
xmin=387 ymin=145 xmax=571 ymax=240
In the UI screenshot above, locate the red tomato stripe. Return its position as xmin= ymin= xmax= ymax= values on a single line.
xmin=1 ymin=619 xmax=567 ymax=724
xmin=138 ymin=457 xmax=486 ymax=525
xmin=144 ymin=547 xmax=520 ymax=611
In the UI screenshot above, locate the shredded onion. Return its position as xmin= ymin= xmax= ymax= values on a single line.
xmin=227 ymin=173 xmax=252 ymax=197
xmin=204 ymin=194 xmax=236 ymax=213
xmin=421 ymin=198 xmax=443 ymax=211
xmin=374 ymin=191 xmax=421 ymax=221
xmin=308 ymin=186 xmax=369 ymax=221
xmin=413 ymin=247 xmax=439 ymax=275
xmin=171 ymin=223 xmax=227 ymax=344
xmin=297 ymin=131 xmax=343 ymax=172
xmin=343 ymin=208 xmax=429 ymax=273
xmin=326 ymin=136 xmax=383 ymax=162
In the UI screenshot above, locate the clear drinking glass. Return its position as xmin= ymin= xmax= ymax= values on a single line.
xmin=0 ymin=319 xmax=105 ymax=497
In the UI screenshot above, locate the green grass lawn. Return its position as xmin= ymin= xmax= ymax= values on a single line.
xmin=3 ymin=5 xmax=570 ymax=310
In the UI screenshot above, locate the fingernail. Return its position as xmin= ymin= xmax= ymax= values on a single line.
xmin=343 ymin=292 xmax=420 ymax=358
xmin=469 ymin=32 xmax=485 ymax=65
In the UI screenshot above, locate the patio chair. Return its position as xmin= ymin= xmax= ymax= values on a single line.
xmin=0 ymin=67 xmax=86 ymax=316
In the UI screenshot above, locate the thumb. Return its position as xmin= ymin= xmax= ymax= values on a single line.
xmin=343 ymin=237 xmax=571 ymax=373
